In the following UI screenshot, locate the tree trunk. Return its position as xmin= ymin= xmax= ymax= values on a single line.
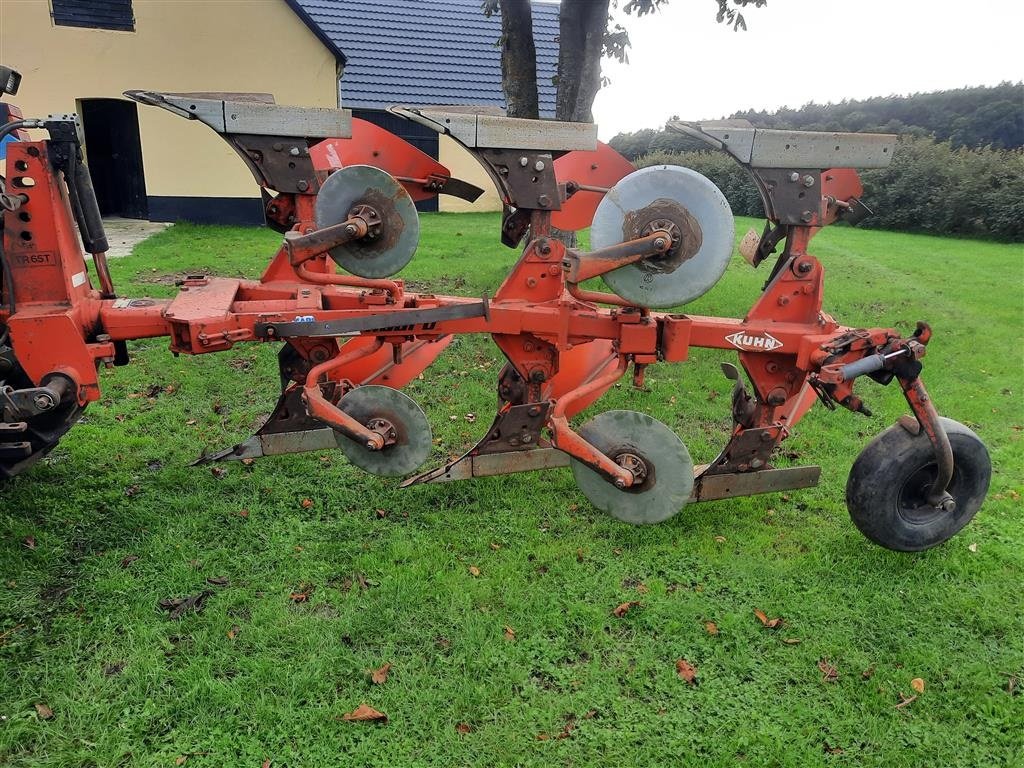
xmin=555 ymin=0 xmax=610 ymax=123
xmin=498 ymin=0 xmax=540 ymax=119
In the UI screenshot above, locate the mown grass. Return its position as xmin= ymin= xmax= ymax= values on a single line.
xmin=1 ymin=213 xmax=1022 ymax=767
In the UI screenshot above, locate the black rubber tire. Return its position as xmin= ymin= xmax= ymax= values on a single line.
xmin=846 ymin=417 xmax=990 ymax=552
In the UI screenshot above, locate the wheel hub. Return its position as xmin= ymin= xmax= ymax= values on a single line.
xmin=614 ymin=451 xmax=649 ymax=486
xmin=367 ymin=416 xmax=398 ymax=447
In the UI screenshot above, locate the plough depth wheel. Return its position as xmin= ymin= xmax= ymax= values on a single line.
xmin=336 ymin=385 xmax=432 ymax=476
xmin=846 ymin=417 xmax=991 ymax=552
xmin=571 ymin=410 xmax=694 ymax=524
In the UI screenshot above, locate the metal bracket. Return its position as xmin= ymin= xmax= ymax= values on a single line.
xmin=256 ymin=300 xmax=488 ymax=339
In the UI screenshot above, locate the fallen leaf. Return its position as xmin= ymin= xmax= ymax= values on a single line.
xmin=705 ymin=621 xmax=719 ymax=636
xmin=1005 ymin=673 xmax=1018 ymax=695
xmin=862 ymin=664 xmax=876 ymax=680
xmin=535 ymin=732 xmax=549 ymax=741
xmin=185 ymin=418 xmax=197 ymax=426
xmin=158 ymin=590 xmax=213 ymax=620
xmin=120 ymin=554 xmax=140 ymax=568
xmin=489 ymin=542 xmax=501 ymax=551
xmin=576 ymin=548 xmax=585 ymax=563
xmin=210 ymin=467 xmax=227 ymax=479
xmin=301 ymin=498 xmax=313 ymax=509
xmin=676 ymin=658 xmax=698 ymax=685
xmin=175 ymin=757 xmax=187 ymax=766
xmin=375 ymin=509 xmax=388 ymax=519
xmin=818 ymin=658 xmax=838 ymax=683
xmin=911 ymin=677 xmax=926 ymax=694
xmin=713 ymin=535 xmax=726 ymax=543
xmin=34 ymin=703 xmax=54 ymax=720
xmin=22 ymin=536 xmax=36 ymax=550
xmin=238 ymin=509 xmax=250 ymax=518
xmin=227 ymin=625 xmax=240 ymax=640
xmin=754 ymin=609 xmax=782 ymax=629
xmin=612 ymin=601 xmax=640 ymax=618
xmin=465 ymin=413 xmax=477 ymax=423
xmin=557 ymin=714 xmax=577 ymax=739
xmin=103 ymin=661 xmax=125 ymax=677
xmin=261 ymin=761 xmax=271 ymax=768
xmin=782 ymin=638 xmax=802 ymax=645
xmin=340 ymin=704 xmax=387 ymax=723
xmin=503 ymin=625 xmax=516 ymax=641
xmin=823 ymin=742 xmax=844 ymax=755
xmin=124 ymin=484 xmax=141 ymax=498
xmin=968 ymin=542 xmax=978 ymax=552
xmin=468 ymin=565 xmax=481 ymax=577
xmin=206 ymin=576 xmax=229 ymax=587
xmin=455 ymin=722 xmax=473 ymax=735
xmin=583 ymin=709 xmax=598 ymax=719
xmin=370 ymin=662 xmax=392 ymax=685
xmin=289 ymin=582 xmax=315 ymax=603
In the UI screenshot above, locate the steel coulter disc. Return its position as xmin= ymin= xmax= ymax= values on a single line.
xmin=315 ymin=164 xmax=420 ymax=278
xmin=336 ymin=385 xmax=432 ymax=476
xmin=570 ymin=410 xmax=694 ymax=524
xmin=591 ymin=165 xmax=734 ymax=308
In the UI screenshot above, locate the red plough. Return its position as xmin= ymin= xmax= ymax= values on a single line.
xmin=0 ymin=68 xmax=990 ymax=551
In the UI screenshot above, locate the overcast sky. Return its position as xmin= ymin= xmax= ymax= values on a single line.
xmin=591 ymin=0 xmax=1024 ymax=139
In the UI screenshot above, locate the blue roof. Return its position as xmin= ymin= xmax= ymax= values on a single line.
xmin=287 ymin=0 xmax=560 ymax=117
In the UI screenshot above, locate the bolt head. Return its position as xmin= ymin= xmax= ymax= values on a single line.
xmin=534 ymin=160 xmax=545 ymax=171
xmin=614 ymin=478 xmax=627 ymax=489
xmin=519 ymin=156 xmax=529 ymax=167
xmin=653 ymin=237 xmax=667 ymax=250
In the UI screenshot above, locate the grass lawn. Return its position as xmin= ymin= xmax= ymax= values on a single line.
xmin=1 ymin=213 xmax=1022 ymax=767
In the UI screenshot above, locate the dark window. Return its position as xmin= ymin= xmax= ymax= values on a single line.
xmin=52 ymin=0 xmax=135 ymax=32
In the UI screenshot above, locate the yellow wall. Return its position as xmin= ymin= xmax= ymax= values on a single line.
xmin=438 ymin=135 xmax=502 ymax=213
xmin=0 ymin=0 xmax=339 ymax=199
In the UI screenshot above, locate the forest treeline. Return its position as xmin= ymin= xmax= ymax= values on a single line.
xmin=610 ymin=84 xmax=1024 ymax=240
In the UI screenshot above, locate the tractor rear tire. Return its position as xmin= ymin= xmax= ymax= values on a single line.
xmin=845 ymin=417 xmax=990 ymax=552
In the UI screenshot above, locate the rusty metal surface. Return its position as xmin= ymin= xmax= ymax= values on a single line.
xmin=227 ymin=134 xmax=321 ymax=195
xmin=403 ymin=446 xmax=572 ymax=484
xmin=478 ymin=149 xmax=562 ymax=210
xmin=476 ymin=402 xmax=552 ymax=454
xmin=621 ymin=199 xmax=702 ymax=274
xmin=692 ymin=464 xmax=821 ymax=501
xmin=704 ymin=425 xmax=786 ymax=475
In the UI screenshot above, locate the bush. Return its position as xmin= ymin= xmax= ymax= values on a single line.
xmin=633 ymin=139 xmax=1024 ymax=241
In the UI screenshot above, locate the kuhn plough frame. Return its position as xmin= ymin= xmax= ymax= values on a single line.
xmin=0 ymin=67 xmax=990 ymax=550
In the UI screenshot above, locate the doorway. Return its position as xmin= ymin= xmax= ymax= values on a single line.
xmin=79 ymin=99 xmax=148 ymax=219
